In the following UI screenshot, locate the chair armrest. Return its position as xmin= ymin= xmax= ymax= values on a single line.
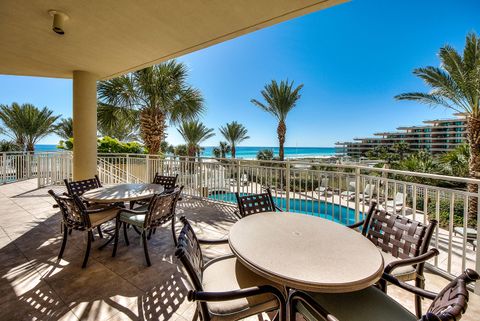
xmin=86 ymin=204 xmax=122 ymax=214
xmin=381 ymin=272 xmax=437 ymax=300
xmin=384 ymin=248 xmax=439 ymax=274
xmin=116 ymin=208 xmax=148 ymax=215
xmin=188 ymin=284 xmax=285 ymax=305
xmin=197 ymin=238 xmax=229 ymax=245
xmin=288 ymin=290 xmax=339 ymax=321
xmin=347 ymin=220 xmax=364 ymax=229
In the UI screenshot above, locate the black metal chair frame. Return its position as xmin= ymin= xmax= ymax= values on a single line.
xmin=175 ymin=216 xmax=286 ymax=321
xmin=235 ymin=187 xmax=283 ymax=218
xmin=287 ymin=269 xmax=479 ymax=321
xmin=112 ymin=186 xmax=183 ymax=266
xmin=64 ymin=174 xmax=108 ymax=238
xmin=49 ymin=190 xmax=119 ymax=268
xmin=348 ymin=202 xmax=438 ymax=317
xmin=129 ymin=173 xmax=179 ymax=209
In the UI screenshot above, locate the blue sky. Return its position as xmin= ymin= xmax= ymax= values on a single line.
xmin=1 ymin=0 xmax=479 ymax=147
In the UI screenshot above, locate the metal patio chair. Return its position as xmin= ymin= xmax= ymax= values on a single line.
xmin=112 ymin=186 xmax=183 ymax=266
xmin=130 ymin=173 xmax=179 ymax=209
xmin=175 ymin=216 xmax=286 ymax=321
xmin=49 ymin=190 xmax=121 ymax=268
xmin=235 ymin=187 xmax=282 ymax=218
xmin=287 ymin=268 xmax=479 ymax=321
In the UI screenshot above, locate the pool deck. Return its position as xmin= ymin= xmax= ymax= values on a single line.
xmin=0 ymin=179 xmax=479 ymax=321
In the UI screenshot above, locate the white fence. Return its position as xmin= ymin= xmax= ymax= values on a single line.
xmin=3 ymin=151 xmax=479 ymax=291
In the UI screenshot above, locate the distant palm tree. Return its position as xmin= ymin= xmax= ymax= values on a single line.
xmin=219 ymin=122 xmax=249 ymax=158
xmin=392 ymin=142 xmax=410 ymax=161
xmin=257 ymin=149 xmax=274 ymax=160
xmin=97 ymin=103 xmax=140 ymax=141
xmin=55 ymin=117 xmax=73 ymax=140
xmin=251 ymin=80 xmax=303 ymax=161
xmin=0 ymin=103 xmax=60 ymax=151
xmin=177 ymin=120 xmax=215 ymax=157
xmin=98 ymin=60 xmax=204 ymax=154
xmin=440 ymin=143 xmax=469 ymax=178
xmin=395 ymin=32 xmax=480 ymax=214
xmin=213 ymin=141 xmax=231 ymax=158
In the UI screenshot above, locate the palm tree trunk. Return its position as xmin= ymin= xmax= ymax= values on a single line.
xmin=139 ymin=108 xmax=166 ymax=154
xmin=231 ymin=145 xmax=236 ymax=159
xmin=277 ymin=120 xmax=286 ymax=161
xmin=467 ymin=116 xmax=480 ymax=219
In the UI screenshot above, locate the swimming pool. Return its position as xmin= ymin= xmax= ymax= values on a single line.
xmin=208 ymin=192 xmax=363 ymax=226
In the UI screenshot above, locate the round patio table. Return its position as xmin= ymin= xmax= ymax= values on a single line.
xmin=82 ymin=183 xmax=164 ymax=203
xmin=229 ymin=212 xmax=384 ymax=293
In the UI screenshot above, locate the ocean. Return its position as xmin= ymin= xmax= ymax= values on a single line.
xmin=34 ymin=145 xmax=336 ymax=159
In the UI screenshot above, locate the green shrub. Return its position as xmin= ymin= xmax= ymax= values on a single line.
xmin=57 ymin=136 xmax=146 ymax=154
xmin=416 ymin=197 xmax=476 ymax=228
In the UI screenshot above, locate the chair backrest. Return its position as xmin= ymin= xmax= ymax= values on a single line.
xmin=366 ymin=209 xmax=437 ymax=260
xmin=153 ymin=173 xmax=178 ymax=190
xmin=145 ymin=186 xmax=183 ymax=228
xmin=48 ymin=190 xmax=90 ymax=229
xmin=175 ymin=216 xmax=211 ymax=320
xmin=363 ymin=184 xmax=375 ymax=195
xmin=347 ymin=181 xmax=356 ymax=192
xmin=394 ymin=192 xmax=404 ymax=204
xmin=235 ymin=188 xmax=277 ymax=217
xmin=424 ymin=269 xmax=479 ymax=321
xmin=175 ymin=216 xmax=204 ymax=290
xmin=320 ymin=178 xmax=329 ymax=187
xmin=64 ymin=175 xmax=102 ymax=196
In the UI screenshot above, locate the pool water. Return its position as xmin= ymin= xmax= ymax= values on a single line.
xmin=208 ymin=192 xmax=363 ymax=226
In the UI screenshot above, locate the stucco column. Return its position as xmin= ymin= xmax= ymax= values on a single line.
xmin=72 ymin=71 xmax=98 ymax=180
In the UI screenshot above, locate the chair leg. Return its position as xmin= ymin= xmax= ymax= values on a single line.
xmin=82 ymin=231 xmax=93 ymax=268
xmin=58 ymin=224 xmax=68 ymax=260
xmin=171 ymin=216 xmax=177 ymax=246
xmin=142 ymin=232 xmax=151 ymax=266
xmin=97 ymin=225 xmax=104 ymax=238
xmin=123 ymin=221 xmax=130 ymax=246
xmin=414 ymin=276 xmax=424 ymax=318
xmin=112 ymin=218 xmax=120 ymax=257
xmin=147 ymin=229 xmax=153 ymax=240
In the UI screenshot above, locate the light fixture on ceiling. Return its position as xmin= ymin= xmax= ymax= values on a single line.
xmin=48 ymin=10 xmax=69 ymax=35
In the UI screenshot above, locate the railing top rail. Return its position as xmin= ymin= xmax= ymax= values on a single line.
xmin=40 ymin=152 xmax=480 ymax=186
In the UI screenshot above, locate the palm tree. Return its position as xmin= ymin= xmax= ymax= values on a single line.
xmin=440 ymin=143 xmax=469 ymax=178
xmin=392 ymin=142 xmax=410 ymax=161
xmin=257 ymin=149 xmax=274 ymax=160
xmin=251 ymin=80 xmax=303 ymax=161
xmin=98 ymin=60 xmax=204 ymax=154
xmin=97 ymin=103 xmax=140 ymax=141
xmin=55 ymin=117 xmax=73 ymax=140
xmin=0 ymin=103 xmax=60 ymax=151
xmin=213 ymin=141 xmax=231 ymax=158
xmin=219 ymin=122 xmax=249 ymax=158
xmin=395 ymin=32 xmax=480 ymax=214
xmin=177 ymin=120 xmax=215 ymax=157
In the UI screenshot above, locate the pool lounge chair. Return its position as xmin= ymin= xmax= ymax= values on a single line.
xmin=454 ymin=227 xmax=477 ymax=250
xmin=357 ymin=184 xmax=375 ymax=201
xmin=382 ymin=192 xmax=405 ymax=213
xmin=314 ymin=178 xmax=329 ymax=195
xmin=340 ymin=181 xmax=356 ymax=199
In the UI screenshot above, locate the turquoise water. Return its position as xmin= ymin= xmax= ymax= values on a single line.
xmin=34 ymin=145 xmax=336 ymax=158
xmin=201 ymin=146 xmax=336 ymax=159
xmin=35 ymin=144 xmax=59 ymax=152
xmin=209 ymin=192 xmax=362 ymax=226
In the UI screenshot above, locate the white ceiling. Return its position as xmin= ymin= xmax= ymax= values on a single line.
xmin=0 ymin=0 xmax=346 ymax=79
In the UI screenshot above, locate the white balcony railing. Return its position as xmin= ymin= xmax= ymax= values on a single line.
xmin=2 ymin=151 xmax=478 ymax=292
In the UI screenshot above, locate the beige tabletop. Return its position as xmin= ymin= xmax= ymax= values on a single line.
xmin=229 ymin=212 xmax=384 ymax=293
xmin=82 ymin=183 xmax=164 ymax=203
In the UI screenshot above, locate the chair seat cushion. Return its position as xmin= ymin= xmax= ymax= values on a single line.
xmin=120 ymin=211 xmax=146 ymax=227
xmin=88 ymin=208 xmax=119 ymax=228
xmin=202 ymin=256 xmax=281 ymax=321
xmin=381 ymin=251 xmax=417 ymax=280
xmin=297 ymin=286 xmax=416 ymax=321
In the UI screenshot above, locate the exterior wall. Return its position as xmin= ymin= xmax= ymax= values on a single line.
xmin=336 ymin=116 xmax=467 ymax=157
